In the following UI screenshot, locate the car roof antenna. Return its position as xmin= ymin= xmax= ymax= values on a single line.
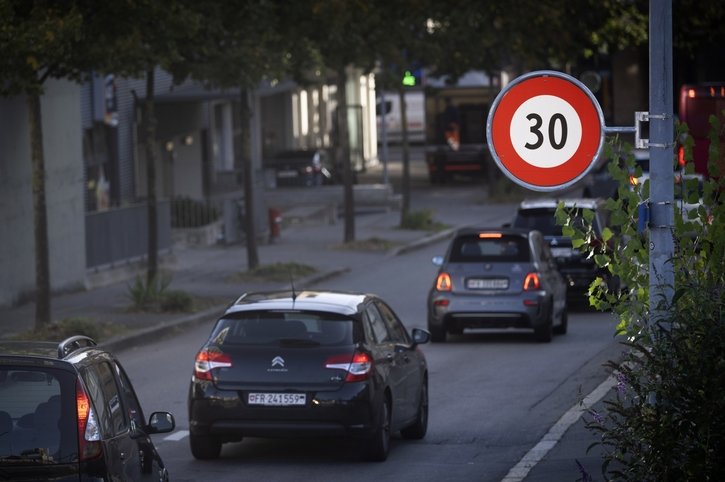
xmin=290 ymin=271 xmax=298 ymax=306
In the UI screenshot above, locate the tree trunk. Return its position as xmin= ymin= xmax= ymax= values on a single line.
xmin=398 ymin=87 xmax=411 ymax=225
xmin=240 ymin=88 xmax=259 ymax=270
xmin=337 ymin=67 xmax=355 ymax=243
xmin=144 ymin=69 xmax=158 ymax=283
xmin=28 ymin=93 xmax=51 ymax=329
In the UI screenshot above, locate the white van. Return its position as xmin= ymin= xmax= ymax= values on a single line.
xmin=376 ymin=90 xmax=425 ymax=144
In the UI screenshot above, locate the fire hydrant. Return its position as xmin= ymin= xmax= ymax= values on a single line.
xmin=268 ymin=207 xmax=282 ymax=243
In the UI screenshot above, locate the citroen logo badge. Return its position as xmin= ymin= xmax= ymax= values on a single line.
xmin=271 ymin=356 xmax=285 ymax=368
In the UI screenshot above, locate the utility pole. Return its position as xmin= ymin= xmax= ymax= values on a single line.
xmin=648 ymin=0 xmax=675 ymax=324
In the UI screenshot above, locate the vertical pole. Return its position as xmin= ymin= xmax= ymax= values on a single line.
xmin=648 ymin=0 xmax=675 ymax=324
xmin=380 ymin=89 xmax=389 ymax=185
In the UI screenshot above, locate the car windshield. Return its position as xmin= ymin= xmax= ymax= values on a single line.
xmin=210 ymin=311 xmax=358 ymax=346
xmin=448 ymin=234 xmax=530 ymax=263
xmin=0 ymin=367 xmax=78 ymax=464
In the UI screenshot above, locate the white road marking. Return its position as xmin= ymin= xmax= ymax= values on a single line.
xmin=500 ymin=375 xmax=616 ymax=482
xmin=164 ymin=429 xmax=189 ymax=442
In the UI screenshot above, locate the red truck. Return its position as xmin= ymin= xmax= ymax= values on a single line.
xmin=424 ymin=73 xmax=498 ymax=184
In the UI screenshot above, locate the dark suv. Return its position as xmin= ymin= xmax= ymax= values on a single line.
xmin=511 ymin=198 xmax=614 ymax=300
xmin=0 ymin=336 xmax=175 ymax=481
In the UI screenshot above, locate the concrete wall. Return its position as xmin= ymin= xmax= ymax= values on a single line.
xmin=0 ymin=80 xmax=85 ymax=307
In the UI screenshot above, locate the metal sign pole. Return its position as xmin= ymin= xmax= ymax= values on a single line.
xmin=648 ymin=0 xmax=675 ymax=325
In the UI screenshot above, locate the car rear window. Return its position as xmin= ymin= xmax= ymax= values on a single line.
xmin=211 ymin=311 xmax=358 ymax=346
xmin=0 ymin=367 xmax=78 ymax=464
xmin=448 ymin=234 xmax=530 ymax=263
xmin=512 ymin=208 xmax=561 ymax=236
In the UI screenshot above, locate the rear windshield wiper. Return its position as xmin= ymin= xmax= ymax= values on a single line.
xmin=278 ymin=338 xmax=320 ymax=347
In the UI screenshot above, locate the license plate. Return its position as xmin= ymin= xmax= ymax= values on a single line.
xmin=277 ymin=170 xmax=298 ymax=178
xmin=467 ymin=278 xmax=508 ymax=289
xmin=248 ymin=393 xmax=306 ymax=406
xmin=551 ymin=247 xmax=573 ymax=258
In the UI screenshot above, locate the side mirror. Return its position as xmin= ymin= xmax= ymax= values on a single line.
xmin=432 ymin=256 xmax=444 ymax=267
xmin=147 ymin=411 xmax=175 ymax=434
xmin=411 ymin=328 xmax=431 ymax=346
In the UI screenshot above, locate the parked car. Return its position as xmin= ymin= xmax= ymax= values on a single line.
xmin=265 ymin=149 xmax=336 ymax=187
xmin=187 ymin=290 xmax=430 ymax=462
xmin=510 ymin=198 xmax=615 ymax=300
xmin=0 ymin=336 xmax=175 ymax=481
xmin=427 ymin=227 xmax=567 ymax=343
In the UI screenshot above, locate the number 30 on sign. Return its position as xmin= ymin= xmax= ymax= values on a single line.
xmin=486 ymin=71 xmax=605 ymax=191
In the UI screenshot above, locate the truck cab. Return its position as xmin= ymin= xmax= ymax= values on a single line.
xmin=424 ymin=72 xmax=498 ymax=184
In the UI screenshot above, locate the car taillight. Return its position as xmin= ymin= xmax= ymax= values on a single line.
xmin=325 ymin=352 xmax=373 ymax=382
xmin=194 ymin=349 xmax=232 ymax=381
xmin=433 ymin=299 xmax=450 ymax=307
xmin=76 ymin=380 xmax=102 ymax=460
xmin=436 ymin=272 xmax=452 ymax=291
xmin=678 ymin=145 xmax=686 ymax=168
xmin=523 ymin=272 xmax=541 ymax=291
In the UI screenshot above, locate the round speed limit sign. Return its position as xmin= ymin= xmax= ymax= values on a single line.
xmin=486 ymin=71 xmax=605 ymax=191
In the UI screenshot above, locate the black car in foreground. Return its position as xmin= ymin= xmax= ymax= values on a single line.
xmin=188 ymin=290 xmax=431 ymax=462
xmin=0 ymin=336 xmax=175 ymax=481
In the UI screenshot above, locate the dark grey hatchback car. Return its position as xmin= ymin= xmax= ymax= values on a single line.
xmin=0 ymin=336 xmax=175 ymax=481
xmin=188 ymin=290 xmax=430 ymax=462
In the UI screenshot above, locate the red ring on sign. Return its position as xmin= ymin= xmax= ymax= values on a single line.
xmin=490 ymin=75 xmax=602 ymax=187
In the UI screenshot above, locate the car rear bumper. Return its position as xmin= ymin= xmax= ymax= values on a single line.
xmin=428 ymin=292 xmax=549 ymax=331
xmin=188 ymin=382 xmax=377 ymax=439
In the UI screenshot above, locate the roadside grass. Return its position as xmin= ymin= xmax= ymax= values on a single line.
xmin=227 ymin=262 xmax=317 ymax=283
xmin=12 ymin=317 xmax=128 ymax=343
xmin=400 ymin=209 xmax=449 ymax=231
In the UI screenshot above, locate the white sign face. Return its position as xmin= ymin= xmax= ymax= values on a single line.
xmin=509 ymin=95 xmax=583 ymax=168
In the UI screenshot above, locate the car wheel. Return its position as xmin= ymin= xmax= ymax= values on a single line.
xmin=429 ymin=325 xmax=446 ymax=343
xmin=189 ymin=433 xmax=222 ymax=460
xmin=401 ymin=378 xmax=428 ymax=440
xmin=364 ymin=397 xmax=391 ymax=462
xmin=553 ymin=306 xmax=568 ymax=335
xmin=534 ymin=304 xmax=553 ymax=342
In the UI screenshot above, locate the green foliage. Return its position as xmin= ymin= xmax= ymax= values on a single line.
xmin=586 ymin=279 xmax=725 ymax=481
xmin=564 ymin=118 xmax=725 ymax=479
xmin=159 ymin=290 xmax=194 ymax=312
xmin=400 ymin=209 xmax=447 ymax=231
xmin=127 ymin=272 xmax=169 ymax=310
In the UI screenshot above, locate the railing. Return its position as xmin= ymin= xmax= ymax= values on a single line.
xmin=85 ymin=201 xmax=171 ymax=270
xmin=171 ymin=196 xmax=222 ymax=228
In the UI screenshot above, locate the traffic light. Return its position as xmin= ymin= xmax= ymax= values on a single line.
xmin=402 ymin=69 xmax=423 ymax=87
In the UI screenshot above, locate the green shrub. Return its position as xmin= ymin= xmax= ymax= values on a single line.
xmin=400 ymin=209 xmax=448 ymax=231
xmin=126 ymin=273 xmax=172 ymax=311
xmin=563 ymin=116 xmax=725 ymax=480
xmin=159 ymin=290 xmax=194 ymax=312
